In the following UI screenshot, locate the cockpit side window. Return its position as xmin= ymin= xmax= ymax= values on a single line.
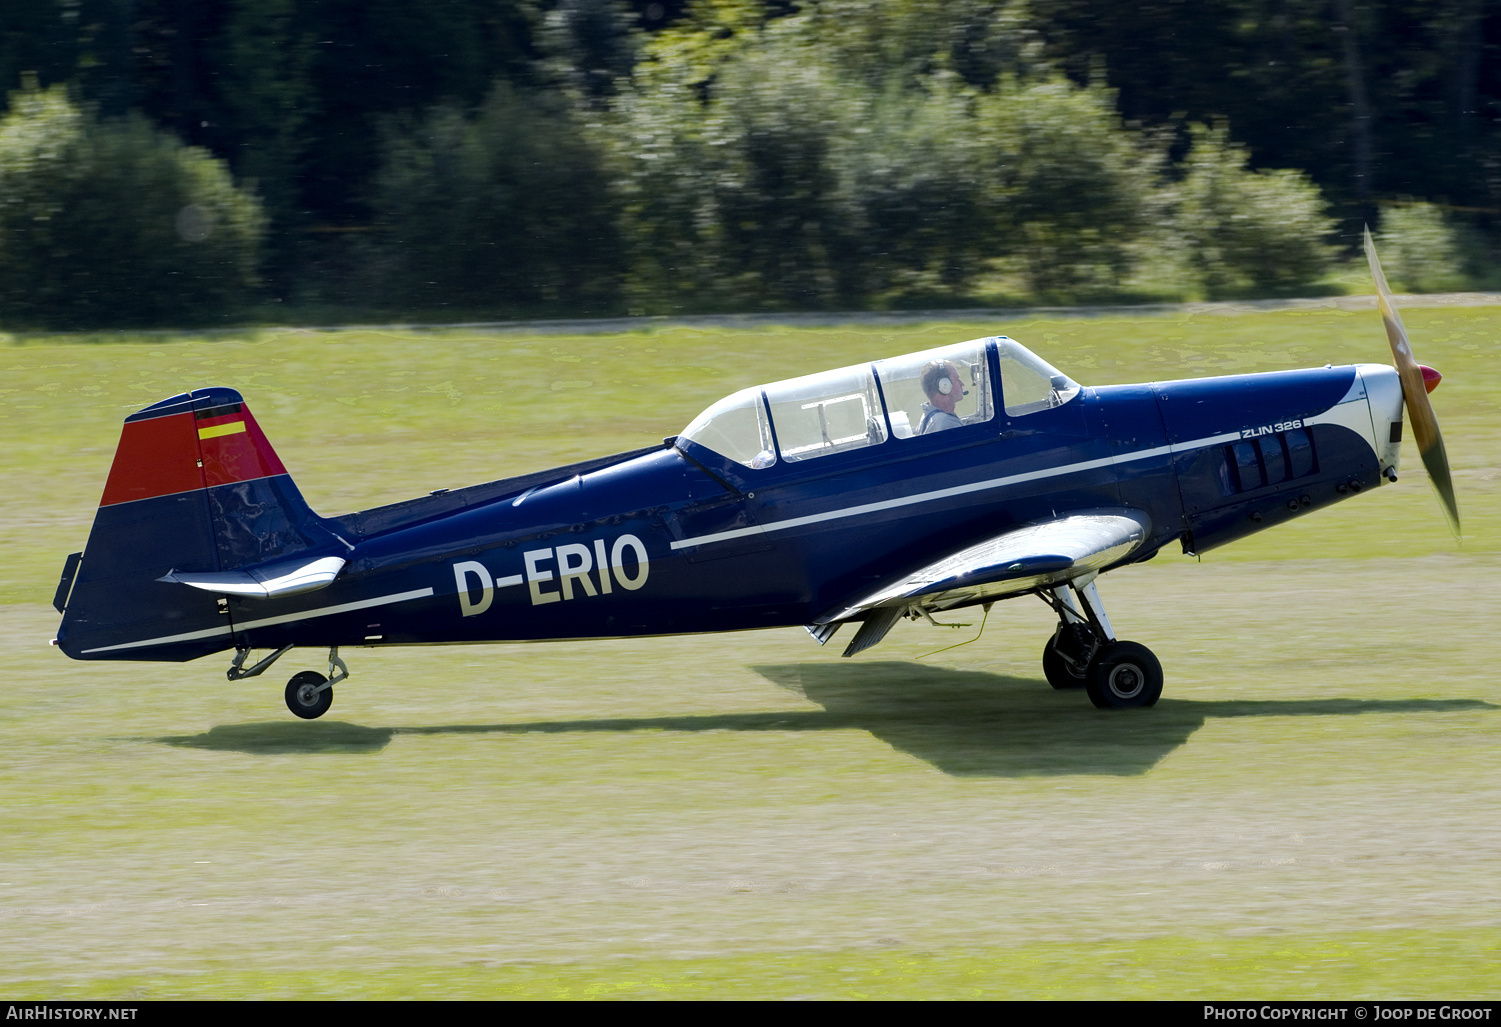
xmin=996 ymin=338 xmax=1081 ymax=417
xmin=679 ymin=336 xmax=1078 ymax=469
xmin=874 ymin=340 xmax=994 ymax=438
xmin=678 ymin=386 xmax=777 ymax=468
xmin=764 ymin=364 xmax=888 ymax=462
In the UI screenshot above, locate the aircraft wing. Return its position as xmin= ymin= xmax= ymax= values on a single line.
xmin=814 ymin=509 xmax=1151 ymax=657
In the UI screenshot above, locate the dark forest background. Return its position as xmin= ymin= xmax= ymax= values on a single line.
xmin=0 ymin=0 xmax=1497 ymax=328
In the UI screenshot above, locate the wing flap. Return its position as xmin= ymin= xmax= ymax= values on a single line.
xmin=161 ymin=555 xmax=347 ymax=599
xmin=841 ymin=605 xmax=905 ymax=658
xmin=819 ymin=509 xmax=1151 ymax=626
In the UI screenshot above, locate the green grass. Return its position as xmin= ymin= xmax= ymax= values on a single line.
xmin=10 ymin=930 xmax=1501 ymax=999
xmin=2 ymin=306 xmax=1498 ymax=998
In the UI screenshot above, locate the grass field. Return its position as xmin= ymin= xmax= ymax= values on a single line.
xmin=2 ymin=305 xmax=1498 ymax=998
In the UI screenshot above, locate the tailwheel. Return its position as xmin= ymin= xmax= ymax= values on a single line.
xmin=1085 ymin=640 xmax=1162 ymax=709
xmin=1042 ymin=623 xmax=1091 ymax=690
xmin=285 ymin=671 xmax=333 ymax=720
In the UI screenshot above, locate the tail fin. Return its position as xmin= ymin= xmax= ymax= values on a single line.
xmin=56 ymin=388 xmax=341 ymax=661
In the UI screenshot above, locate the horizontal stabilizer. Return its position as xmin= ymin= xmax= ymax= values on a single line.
xmin=162 ymin=555 xmax=346 ymax=599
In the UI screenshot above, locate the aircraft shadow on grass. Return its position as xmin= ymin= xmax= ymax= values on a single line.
xmin=153 ymin=661 xmax=1496 ymax=776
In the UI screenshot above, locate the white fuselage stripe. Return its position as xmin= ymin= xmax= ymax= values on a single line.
xmin=80 ymin=587 xmax=436 ymax=653
xmin=669 ymin=431 xmax=1244 ymax=550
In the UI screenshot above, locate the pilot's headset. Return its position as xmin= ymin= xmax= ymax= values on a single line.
xmin=933 ymin=365 xmax=970 ymax=400
xmin=921 ymin=360 xmax=968 ymax=403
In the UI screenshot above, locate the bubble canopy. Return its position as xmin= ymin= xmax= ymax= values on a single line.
xmin=677 ymin=386 xmax=777 ymax=469
xmin=677 ymin=337 xmax=1078 ymax=468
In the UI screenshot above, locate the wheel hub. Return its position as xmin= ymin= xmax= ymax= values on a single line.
xmin=1107 ymin=663 xmax=1143 ymax=699
xmin=295 ymin=683 xmax=321 ymax=707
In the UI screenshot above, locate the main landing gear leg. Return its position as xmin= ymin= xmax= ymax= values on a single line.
xmin=1074 ymin=577 xmax=1162 ymax=709
xmin=1041 ymin=585 xmax=1092 ymax=690
xmin=284 ymin=647 xmax=348 ymax=720
xmin=1039 ymin=577 xmax=1162 ymax=707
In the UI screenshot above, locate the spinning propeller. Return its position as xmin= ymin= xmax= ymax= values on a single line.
xmin=1363 ymin=226 xmax=1462 ymax=540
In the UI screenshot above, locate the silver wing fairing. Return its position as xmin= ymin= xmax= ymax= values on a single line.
xmin=814 ymin=510 xmax=1151 ymax=657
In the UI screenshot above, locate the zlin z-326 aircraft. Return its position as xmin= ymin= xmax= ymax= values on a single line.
xmin=52 ymin=234 xmax=1460 ymax=718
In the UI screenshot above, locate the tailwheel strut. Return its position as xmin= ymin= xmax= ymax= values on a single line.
xmin=226 ymin=644 xmax=293 ymax=681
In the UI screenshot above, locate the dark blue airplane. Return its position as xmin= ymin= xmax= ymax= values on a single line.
xmin=52 ymin=235 xmax=1459 ymax=717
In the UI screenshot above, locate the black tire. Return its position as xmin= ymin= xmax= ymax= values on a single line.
xmin=1042 ymin=635 xmax=1088 ymax=690
xmin=1085 ymin=640 xmax=1162 ymax=709
xmin=285 ymin=671 xmax=333 ymax=720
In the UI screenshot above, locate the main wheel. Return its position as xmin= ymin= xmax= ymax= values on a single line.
xmin=1085 ymin=640 xmax=1162 ymax=709
xmin=285 ymin=671 xmax=333 ymax=720
xmin=1042 ymin=635 xmax=1088 ymax=690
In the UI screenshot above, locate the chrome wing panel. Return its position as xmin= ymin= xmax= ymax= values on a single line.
xmin=817 ymin=509 xmax=1152 ymax=626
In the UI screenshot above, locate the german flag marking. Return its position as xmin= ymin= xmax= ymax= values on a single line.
xmin=198 ymin=420 xmax=247 ymax=441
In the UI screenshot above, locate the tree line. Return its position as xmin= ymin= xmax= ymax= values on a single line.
xmin=0 ymin=0 xmax=1495 ymax=328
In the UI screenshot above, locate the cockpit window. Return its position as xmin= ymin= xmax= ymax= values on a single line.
xmin=678 ymin=385 xmax=776 ymax=468
xmin=764 ymin=364 xmax=888 ymax=462
xmin=996 ymin=338 xmax=1080 ymax=417
xmin=679 ymin=336 xmax=1079 ymax=468
xmin=874 ymin=339 xmax=994 ymax=438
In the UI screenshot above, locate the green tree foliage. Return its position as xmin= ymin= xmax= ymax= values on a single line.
xmin=828 ymin=76 xmax=993 ymax=299
xmin=0 ymin=85 xmax=264 ymax=328
xmin=615 ymin=8 xmax=1160 ymax=311
xmin=976 ymin=77 xmax=1161 ymax=296
xmin=0 ymin=0 xmax=83 ymax=98
xmin=293 ymin=0 xmax=536 ymax=227
xmin=213 ymin=0 xmax=318 ymax=225
xmin=688 ymin=50 xmax=852 ymax=307
xmin=1377 ymin=202 xmax=1469 ymax=293
xmin=613 ymin=43 xmax=992 ymax=311
xmin=371 ymin=83 xmax=622 ymax=313
xmin=1175 ymin=125 xmax=1336 ymax=298
xmin=1 ymin=1 xmax=540 ymax=226
xmin=538 ymin=0 xmax=639 ymax=102
xmin=805 ymin=0 xmax=1045 ymax=89
xmin=1029 ymin=0 xmax=1501 ymax=234
xmin=6 ymin=0 xmax=1462 ymax=323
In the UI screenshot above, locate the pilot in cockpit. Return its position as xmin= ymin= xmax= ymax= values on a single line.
xmin=917 ymin=360 xmax=967 ymax=434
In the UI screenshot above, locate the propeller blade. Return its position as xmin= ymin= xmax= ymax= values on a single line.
xmin=1363 ymin=226 xmax=1461 ymax=538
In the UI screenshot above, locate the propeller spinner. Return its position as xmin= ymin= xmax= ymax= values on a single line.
xmin=1363 ymin=226 xmax=1461 ymax=539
